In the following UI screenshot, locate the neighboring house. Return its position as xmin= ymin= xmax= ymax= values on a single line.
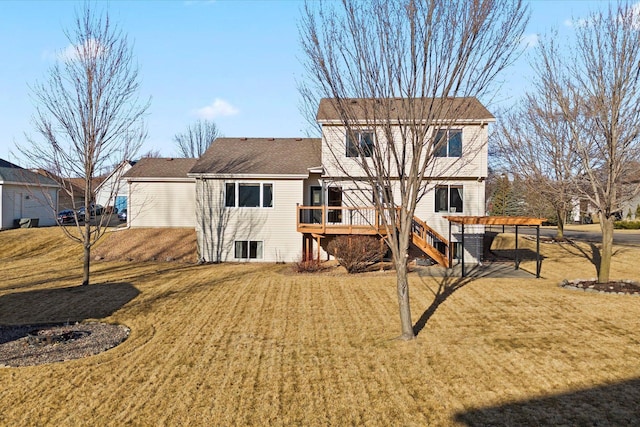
xmin=189 ymin=97 xmax=493 ymax=265
xmin=33 ymin=169 xmax=85 ymax=211
xmin=621 ymin=165 xmax=640 ymax=220
xmin=0 ymin=159 xmax=59 ymax=229
xmin=95 ymin=160 xmax=136 ymax=213
xmin=124 ymin=158 xmax=198 ymax=228
xmin=189 ymin=138 xmax=322 ymax=263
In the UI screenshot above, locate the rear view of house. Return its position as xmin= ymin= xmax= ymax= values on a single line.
xmin=187 ymin=97 xmax=493 ymax=266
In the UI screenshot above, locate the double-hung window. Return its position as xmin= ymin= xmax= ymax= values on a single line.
xmin=434 ymin=129 xmax=462 ymax=157
xmin=225 ymin=182 xmax=273 ymax=208
xmin=346 ymin=131 xmax=375 ymax=157
xmin=234 ymin=240 xmax=263 ymax=259
xmin=435 ymin=185 xmax=463 ymax=213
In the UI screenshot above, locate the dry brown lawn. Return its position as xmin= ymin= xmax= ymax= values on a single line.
xmin=0 ymin=227 xmax=639 ymax=426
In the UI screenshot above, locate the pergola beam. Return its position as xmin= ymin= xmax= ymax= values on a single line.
xmin=444 ymin=216 xmax=545 ymax=279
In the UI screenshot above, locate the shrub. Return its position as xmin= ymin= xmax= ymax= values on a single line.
xmin=292 ymin=259 xmax=325 ymax=273
xmin=614 ymin=220 xmax=640 ymax=230
xmin=327 ymin=235 xmax=385 ymax=273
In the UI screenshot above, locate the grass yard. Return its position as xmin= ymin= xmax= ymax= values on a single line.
xmin=0 ymin=227 xmax=639 ymax=425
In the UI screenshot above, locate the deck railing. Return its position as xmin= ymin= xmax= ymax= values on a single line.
xmin=297 ymin=205 xmax=391 ymax=235
xmin=297 ymin=205 xmax=450 ymax=266
xmin=411 ymin=215 xmax=449 ymax=263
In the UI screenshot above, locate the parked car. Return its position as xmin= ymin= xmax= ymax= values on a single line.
xmin=77 ymin=204 xmax=104 ymax=217
xmin=118 ymin=209 xmax=127 ymax=222
xmin=57 ymin=209 xmax=84 ymax=224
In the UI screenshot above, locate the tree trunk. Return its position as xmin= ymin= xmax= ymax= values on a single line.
xmin=395 ymin=258 xmax=415 ymax=340
xmin=598 ymin=215 xmax=614 ymax=284
xmin=82 ymin=221 xmax=91 ymax=286
xmin=555 ymin=208 xmax=565 ymax=241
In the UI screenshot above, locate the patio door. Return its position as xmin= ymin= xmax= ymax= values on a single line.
xmin=327 ymin=187 xmax=342 ymax=223
xmin=310 ymin=186 xmax=322 ymax=224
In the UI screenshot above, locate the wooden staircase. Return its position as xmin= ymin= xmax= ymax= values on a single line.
xmin=410 ymin=216 xmax=450 ymax=267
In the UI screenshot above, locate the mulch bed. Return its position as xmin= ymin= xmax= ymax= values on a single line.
xmin=0 ymin=322 xmax=130 ymax=367
xmin=560 ymin=279 xmax=640 ymax=296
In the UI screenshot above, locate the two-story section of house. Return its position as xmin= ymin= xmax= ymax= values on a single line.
xmin=190 ymin=97 xmax=493 ymax=265
xmin=298 ymin=97 xmax=494 ymax=265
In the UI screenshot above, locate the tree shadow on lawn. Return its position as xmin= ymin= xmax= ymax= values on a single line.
xmin=557 ymin=240 xmax=625 ymax=278
xmin=412 ymin=267 xmax=479 ymax=336
xmin=454 ymin=377 xmax=640 ymax=426
xmin=0 ymin=282 xmax=140 ymax=343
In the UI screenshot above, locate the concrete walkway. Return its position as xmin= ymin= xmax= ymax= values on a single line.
xmin=417 ymin=261 xmax=536 ymax=279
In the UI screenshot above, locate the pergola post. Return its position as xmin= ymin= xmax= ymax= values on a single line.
xmin=536 ymin=225 xmax=541 ymax=278
xmin=461 ymin=223 xmax=466 ymax=277
xmin=515 ymin=226 xmax=519 ymax=270
xmin=448 ymin=221 xmax=452 ymax=269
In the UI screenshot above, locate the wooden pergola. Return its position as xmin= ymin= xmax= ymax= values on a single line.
xmin=443 ymin=216 xmax=547 ymax=278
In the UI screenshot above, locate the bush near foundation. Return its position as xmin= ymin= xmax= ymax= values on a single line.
xmin=293 ymin=259 xmax=325 ymax=273
xmin=327 ymin=235 xmax=385 ymax=273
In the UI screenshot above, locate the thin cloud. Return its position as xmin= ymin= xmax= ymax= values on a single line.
xmin=42 ymin=38 xmax=108 ymax=62
xmin=521 ymin=33 xmax=538 ymax=49
xmin=194 ymin=99 xmax=239 ymax=119
xmin=564 ymin=18 xmax=587 ymax=28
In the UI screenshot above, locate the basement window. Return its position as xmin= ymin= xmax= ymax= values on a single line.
xmin=234 ymin=240 xmax=263 ymax=259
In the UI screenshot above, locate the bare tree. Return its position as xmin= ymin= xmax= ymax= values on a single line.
xmin=533 ymin=4 xmax=640 ymax=283
xmin=139 ymin=149 xmax=163 ymax=158
xmin=22 ymin=4 xmax=149 ymax=286
xmin=173 ymin=119 xmax=220 ymax=158
xmin=300 ymin=0 xmax=528 ymax=340
xmin=492 ymin=90 xmax=581 ymax=240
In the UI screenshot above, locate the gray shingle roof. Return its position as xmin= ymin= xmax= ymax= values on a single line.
xmin=316 ymin=97 xmax=495 ymax=122
xmin=189 ymin=138 xmax=322 ymax=175
xmin=124 ymin=158 xmax=198 ymax=179
xmin=0 ymin=159 xmax=58 ymax=186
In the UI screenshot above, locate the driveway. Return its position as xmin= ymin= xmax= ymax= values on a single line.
xmin=490 ymin=224 xmax=640 ymax=246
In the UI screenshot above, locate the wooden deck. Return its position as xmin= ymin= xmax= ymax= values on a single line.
xmin=297 ymin=206 xmax=391 ymax=235
xmin=297 ymin=205 xmax=450 ymax=267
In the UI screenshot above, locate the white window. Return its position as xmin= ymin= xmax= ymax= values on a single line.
xmin=346 ymin=131 xmax=375 ymax=157
xmin=434 ymin=129 xmax=462 ymax=157
xmin=225 ymin=183 xmax=273 ymax=208
xmin=435 ymin=185 xmax=463 ymax=213
xmin=234 ymin=240 xmax=263 ymax=259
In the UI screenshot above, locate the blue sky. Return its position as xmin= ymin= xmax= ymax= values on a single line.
xmin=0 ymin=0 xmax=625 ymax=164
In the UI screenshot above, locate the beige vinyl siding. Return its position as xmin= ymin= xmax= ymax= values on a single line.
xmin=414 ymin=180 xmax=485 ymax=263
xmin=196 ymin=179 xmax=304 ymax=263
xmin=325 ymin=179 xmax=484 ymax=263
xmin=322 ymin=124 xmax=489 ymax=180
xmin=128 ymin=180 xmax=196 ymax=228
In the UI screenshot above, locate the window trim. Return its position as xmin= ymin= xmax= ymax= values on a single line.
xmin=225 ymin=182 xmax=274 ymax=208
xmin=434 ymin=129 xmax=463 ymax=158
xmin=435 ymin=185 xmax=464 ymax=213
xmin=346 ymin=130 xmax=375 ymax=158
